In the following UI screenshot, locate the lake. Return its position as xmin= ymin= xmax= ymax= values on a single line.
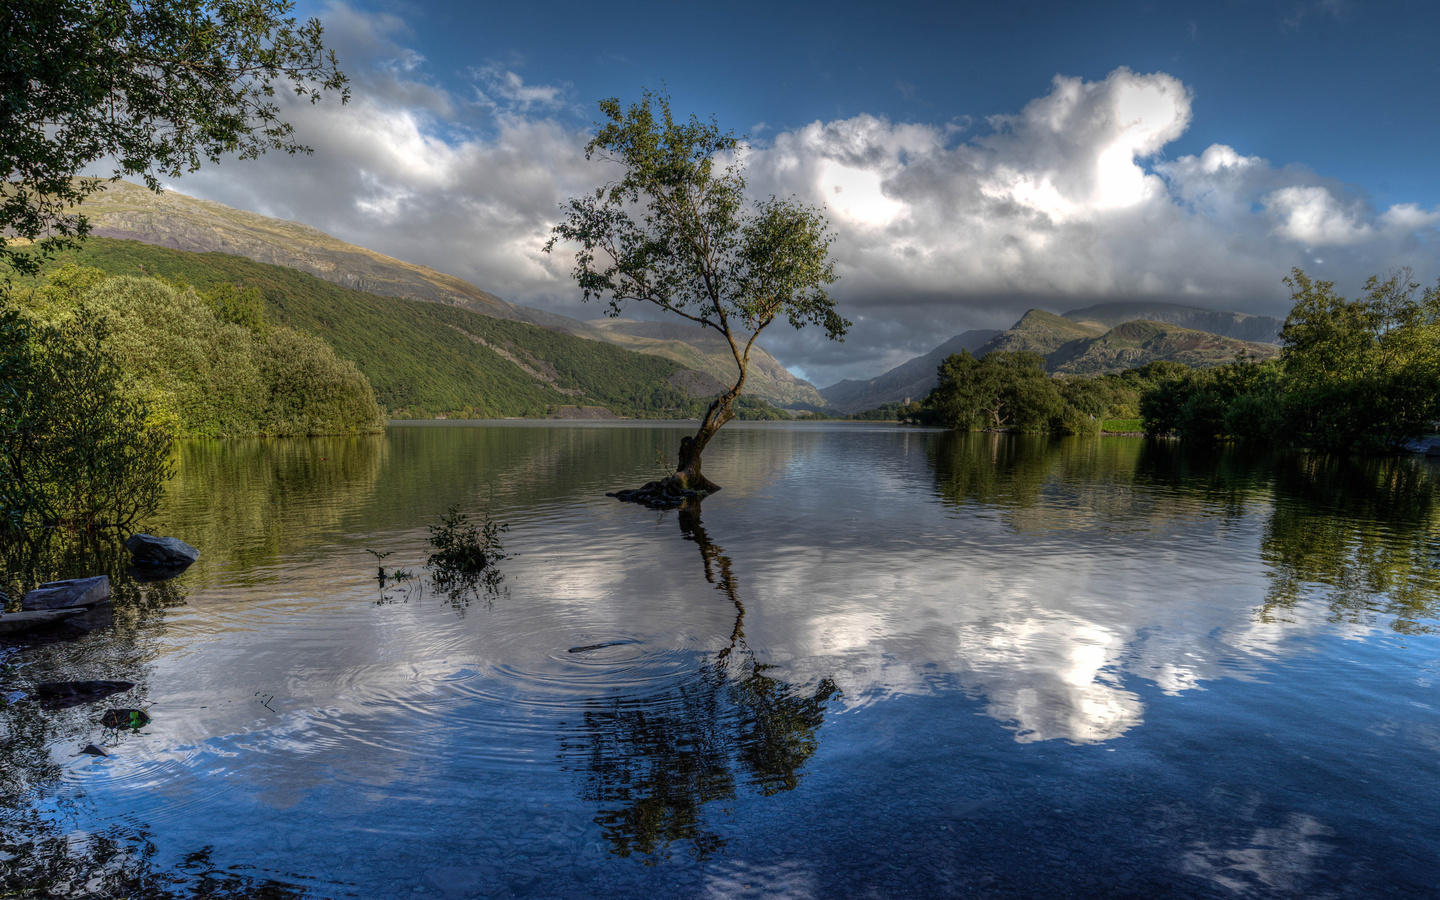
xmin=3 ymin=422 xmax=1439 ymax=899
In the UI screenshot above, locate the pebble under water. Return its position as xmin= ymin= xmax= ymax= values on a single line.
xmin=2 ymin=422 xmax=1439 ymax=899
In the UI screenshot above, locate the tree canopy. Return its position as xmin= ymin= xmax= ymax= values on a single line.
xmin=1139 ymin=268 xmax=1440 ymax=451
xmin=1 ymin=0 xmax=348 ymax=275
xmin=547 ymin=90 xmax=848 ymax=497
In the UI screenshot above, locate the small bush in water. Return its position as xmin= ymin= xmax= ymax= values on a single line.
xmin=426 ymin=506 xmax=507 ymax=577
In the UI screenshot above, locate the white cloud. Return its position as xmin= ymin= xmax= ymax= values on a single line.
xmin=1264 ymin=185 xmax=1373 ymax=245
xmin=470 ymin=65 xmax=569 ymax=113
xmin=163 ymin=7 xmax=1439 ymax=386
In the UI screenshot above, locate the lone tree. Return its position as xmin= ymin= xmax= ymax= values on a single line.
xmin=1 ymin=0 xmax=348 ymax=276
xmin=546 ymin=91 xmax=848 ymax=501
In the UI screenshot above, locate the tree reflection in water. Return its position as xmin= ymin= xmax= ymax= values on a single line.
xmin=926 ymin=431 xmax=1440 ymax=634
xmin=1258 ymin=453 xmax=1440 ymax=634
xmin=562 ymin=504 xmax=839 ymax=861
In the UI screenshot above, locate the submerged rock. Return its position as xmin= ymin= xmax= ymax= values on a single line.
xmin=607 ymin=481 xmax=708 ymax=510
xmin=101 ymin=708 xmax=151 ymax=730
xmin=0 ymin=608 xmax=85 ymax=635
xmin=125 ymin=534 xmax=199 ymax=567
xmin=37 ymin=680 xmax=134 ymax=710
xmin=20 ymin=576 xmax=111 ymax=611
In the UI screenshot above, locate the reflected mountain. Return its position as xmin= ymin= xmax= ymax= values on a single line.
xmin=561 ymin=504 xmax=838 ymax=860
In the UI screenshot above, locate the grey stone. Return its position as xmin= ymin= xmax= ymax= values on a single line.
xmin=125 ymin=533 xmax=199 ymax=566
xmin=0 ymin=608 xmax=85 ymax=635
xmin=37 ymin=680 xmax=134 ymax=709
xmin=67 ymin=603 xmax=114 ymax=631
xmin=21 ymin=575 xmax=111 ymax=611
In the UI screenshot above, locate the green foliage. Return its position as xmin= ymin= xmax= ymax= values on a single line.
xmin=926 ymin=350 xmax=1063 ymax=432
xmin=1053 ymin=406 xmax=1101 ymax=436
xmin=78 ymin=274 xmax=384 ymax=436
xmin=1138 ymin=269 xmax=1440 ymax=452
xmin=848 ymin=400 xmax=925 ymax=421
xmin=199 ymin=282 xmax=269 ymax=335
xmin=0 ymin=0 xmax=346 ymax=276
xmin=427 ymin=506 xmax=508 ymax=577
xmin=0 ymin=304 xmax=175 ymax=530
xmin=258 ymin=326 xmax=386 ymax=435
xmin=24 ymin=238 xmax=724 ymax=420
xmin=1278 ymin=268 xmax=1440 ymax=451
xmin=8 ymin=268 xmax=385 ymax=437
xmin=546 ymin=89 xmax=848 ymax=454
xmin=923 ymin=348 xmax=1192 ymax=436
xmin=1140 ymin=355 xmax=1283 ymax=441
xmin=85 ymin=275 xmax=269 ymax=435
xmin=1101 ymin=418 xmax=1144 ymax=433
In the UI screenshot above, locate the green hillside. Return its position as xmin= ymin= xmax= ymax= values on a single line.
xmin=976 ymin=309 xmax=1106 ymax=357
xmin=74 ymin=180 xmax=827 ymax=409
xmin=27 ymin=239 xmax=723 ymax=419
xmin=1049 ymin=320 xmax=1278 ymax=374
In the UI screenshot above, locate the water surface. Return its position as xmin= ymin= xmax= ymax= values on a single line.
xmin=2 ymin=423 xmax=1439 ymax=898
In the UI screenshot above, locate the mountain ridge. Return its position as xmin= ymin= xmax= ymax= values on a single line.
xmin=821 ymin=302 xmax=1281 ymax=413
xmin=77 ymin=180 xmax=826 ymax=409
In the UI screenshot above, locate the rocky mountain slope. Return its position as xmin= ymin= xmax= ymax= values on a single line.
xmin=1061 ymin=301 xmax=1283 ymax=344
xmin=77 ymin=181 xmax=825 ymax=408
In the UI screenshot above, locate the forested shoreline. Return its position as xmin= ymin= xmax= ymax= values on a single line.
xmin=909 ymin=269 xmax=1440 ymax=454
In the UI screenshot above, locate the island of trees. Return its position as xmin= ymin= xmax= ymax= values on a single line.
xmin=912 ymin=268 xmax=1440 ymax=454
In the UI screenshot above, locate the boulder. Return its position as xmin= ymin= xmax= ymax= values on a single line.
xmin=0 ymin=608 xmax=85 ymax=635
xmin=37 ymin=680 xmax=134 ymax=709
xmin=21 ymin=576 xmax=111 ymax=611
xmin=125 ymin=534 xmax=199 ymax=567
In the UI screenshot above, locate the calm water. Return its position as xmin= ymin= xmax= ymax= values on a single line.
xmin=3 ymin=422 xmax=1440 ymax=899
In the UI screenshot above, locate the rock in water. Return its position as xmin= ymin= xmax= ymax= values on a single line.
xmin=81 ymin=744 xmax=109 ymax=757
xmin=20 ymin=576 xmax=111 ymax=611
xmin=0 ymin=609 xmax=85 ymax=635
xmin=125 ymin=534 xmax=199 ymax=566
xmin=37 ymin=681 xmax=135 ymax=709
xmin=101 ymin=708 xmax=151 ymax=730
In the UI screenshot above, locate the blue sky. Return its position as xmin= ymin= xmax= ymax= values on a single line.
xmin=391 ymin=0 xmax=1440 ymax=207
xmin=170 ymin=0 xmax=1440 ymax=385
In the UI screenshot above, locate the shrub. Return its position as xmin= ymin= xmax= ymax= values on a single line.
xmin=426 ymin=506 xmax=508 ymax=577
xmin=259 ymin=327 xmax=386 ymax=435
xmin=0 ymin=305 xmax=175 ymax=530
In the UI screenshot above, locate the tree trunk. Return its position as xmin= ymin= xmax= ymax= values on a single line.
xmin=668 ymin=384 xmax=739 ymax=494
xmin=606 ymin=354 xmax=747 ymax=507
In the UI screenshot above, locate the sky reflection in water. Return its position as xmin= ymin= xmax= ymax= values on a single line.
xmin=2 ymin=423 xmax=1438 ymax=899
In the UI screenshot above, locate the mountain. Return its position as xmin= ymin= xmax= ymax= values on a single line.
xmin=973 ymin=309 xmax=1107 ymax=357
xmin=823 ymin=306 xmax=1278 ymax=415
xmin=586 ymin=320 xmax=827 ymax=409
xmin=42 ymin=238 xmax=732 ymax=419
xmin=77 ymin=180 xmax=826 ymax=408
xmin=820 ymin=329 xmax=999 ymax=414
xmin=1045 ymin=319 xmax=1279 ymax=374
xmin=82 ymin=178 xmax=520 ymax=318
xmin=1060 ymin=301 xmax=1283 ymax=344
